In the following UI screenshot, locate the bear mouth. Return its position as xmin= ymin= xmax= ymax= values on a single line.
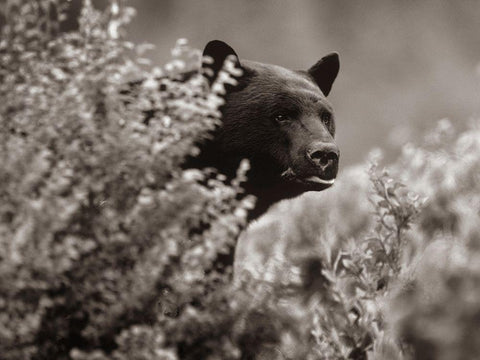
xmin=303 ymin=175 xmax=335 ymax=185
xmin=281 ymin=168 xmax=335 ymax=189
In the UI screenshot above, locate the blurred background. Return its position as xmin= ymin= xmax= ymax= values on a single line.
xmin=77 ymin=0 xmax=480 ymax=166
xmin=126 ymin=0 xmax=480 ymax=166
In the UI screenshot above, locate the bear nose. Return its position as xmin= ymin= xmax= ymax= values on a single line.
xmin=306 ymin=143 xmax=339 ymax=178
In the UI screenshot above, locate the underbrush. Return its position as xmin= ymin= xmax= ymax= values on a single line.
xmin=2 ymin=1 xmax=480 ymax=359
xmin=236 ymin=119 xmax=480 ymax=359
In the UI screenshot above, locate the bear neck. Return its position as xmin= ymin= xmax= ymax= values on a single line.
xmin=185 ymin=138 xmax=303 ymax=221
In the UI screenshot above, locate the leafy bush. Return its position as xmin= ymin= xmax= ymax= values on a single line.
xmin=236 ymin=119 xmax=480 ymax=359
xmin=0 ymin=1 xmax=258 ymax=359
xmin=2 ymin=1 xmax=480 ymax=360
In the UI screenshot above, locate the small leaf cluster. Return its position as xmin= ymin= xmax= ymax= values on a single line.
xmin=307 ymin=158 xmax=423 ymax=360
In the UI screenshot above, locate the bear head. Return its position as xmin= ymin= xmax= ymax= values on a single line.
xmin=200 ymin=40 xmax=340 ymax=219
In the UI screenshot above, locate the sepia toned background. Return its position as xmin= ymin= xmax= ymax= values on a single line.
xmin=9 ymin=0 xmax=479 ymax=165
xmin=121 ymin=0 xmax=480 ymax=166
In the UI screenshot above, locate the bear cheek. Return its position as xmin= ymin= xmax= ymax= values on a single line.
xmin=281 ymin=126 xmax=310 ymax=171
xmin=265 ymin=125 xmax=291 ymax=164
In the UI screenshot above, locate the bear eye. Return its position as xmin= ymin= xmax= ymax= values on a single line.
xmin=321 ymin=112 xmax=332 ymax=126
xmin=274 ymin=114 xmax=290 ymax=124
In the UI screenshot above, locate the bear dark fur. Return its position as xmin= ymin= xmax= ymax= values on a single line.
xmin=190 ymin=40 xmax=341 ymax=220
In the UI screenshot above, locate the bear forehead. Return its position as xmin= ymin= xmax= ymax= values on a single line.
xmin=241 ymin=60 xmax=333 ymax=110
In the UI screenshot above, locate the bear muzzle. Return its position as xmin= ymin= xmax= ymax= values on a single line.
xmin=305 ymin=142 xmax=339 ymax=182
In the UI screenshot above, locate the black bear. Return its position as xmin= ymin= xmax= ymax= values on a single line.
xmin=193 ymin=40 xmax=341 ymax=220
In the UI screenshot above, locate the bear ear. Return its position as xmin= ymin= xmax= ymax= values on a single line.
xmin=202 ymin=40 xmax=241 ymax=85
xmin=308 ymin=52 xmax=339 ymax=96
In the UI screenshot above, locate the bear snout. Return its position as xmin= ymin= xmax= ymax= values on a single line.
xmin=306 ymin=142 xmax=339 ymax=180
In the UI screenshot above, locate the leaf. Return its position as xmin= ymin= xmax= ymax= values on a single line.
xmin=377 ymin=200 xmax=389 ymax=208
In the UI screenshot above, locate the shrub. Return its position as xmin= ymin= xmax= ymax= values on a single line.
xmin=0 ymin=1 xmax=261 ymax=359
xmin=236 ymin=120 xmax=480 ymax=360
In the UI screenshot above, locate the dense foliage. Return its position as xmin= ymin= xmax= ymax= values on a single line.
xmin=2 ymin=1 xmax=480 ymax=359
xmin=236 ymin=118 xmax=480 ymax=359
xmin=1 ymin=1 xmax=254 ymax=359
